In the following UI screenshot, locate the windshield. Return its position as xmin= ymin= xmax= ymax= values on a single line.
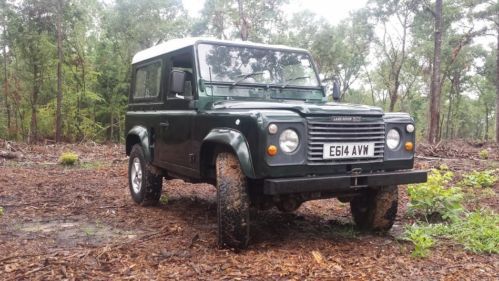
xmin=197 ymin=43 xmax=320 ymax=88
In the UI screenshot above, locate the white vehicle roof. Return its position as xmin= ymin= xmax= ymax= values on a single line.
xmin=132 ymin=37 xmax=309 ymax=64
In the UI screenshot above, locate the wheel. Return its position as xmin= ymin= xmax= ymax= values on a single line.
xmin=350 ymin=185 xmax=398 ymax=231
xmin=128 ymin=144 xmax=162 ymax=206
xmin=216 ymin=152 xmax=250 ymax=250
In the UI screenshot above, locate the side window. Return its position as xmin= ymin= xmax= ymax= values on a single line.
xmin=134 ymin=61 xmax=161 ymax=100
xmin=169 ymin=51 xmax=194 ymax=99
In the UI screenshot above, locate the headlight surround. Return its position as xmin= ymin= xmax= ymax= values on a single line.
xmin=279 ymin=129 xmax=300 ymax=153
xmin=386 ymin=129 xmax=401 ymax=150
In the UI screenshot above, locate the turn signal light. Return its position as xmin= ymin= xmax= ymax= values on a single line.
xmin=267 ymin=145 xmax=278 ymax=156
xmin=405 ymin=142 xmax=414 ymax=151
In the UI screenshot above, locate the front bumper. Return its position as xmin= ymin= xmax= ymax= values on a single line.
xmin=263 ymin=170 xmax=427 ymax=195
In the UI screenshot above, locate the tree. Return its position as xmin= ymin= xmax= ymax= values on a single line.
xmin=55 ymin=0 xmax=64 ymax=142
xmin=428 ymin=0 xmax=443 ymax=143
xmin=195 ymin=0 xmax=288 ymax=43
xmin=311 ymin=10 xmax=373 ymax=99
xmin=368 ymin=0 xmax=421 ymax=112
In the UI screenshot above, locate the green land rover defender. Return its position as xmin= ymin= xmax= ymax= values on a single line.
xmin=125 ymin=38 xmax=427 ymax=249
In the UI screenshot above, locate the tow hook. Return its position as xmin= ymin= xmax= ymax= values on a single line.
xmin=352 ymin=168 xmax=362 ymax=186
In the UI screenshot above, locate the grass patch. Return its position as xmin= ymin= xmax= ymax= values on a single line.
xmin=59 ymin=151 xmax=79 ymax=166
xmin=404 ymin=209 xmax=499 ymax=256
xmin=80 ymin=161 xmax=106 ymax=170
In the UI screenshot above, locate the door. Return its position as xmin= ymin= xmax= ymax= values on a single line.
xmin=157 ymin=47 xmax=197 ymax=174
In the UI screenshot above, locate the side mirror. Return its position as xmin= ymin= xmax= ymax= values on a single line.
xmin=332 ymin=81 xmax=341 ymax=102
xmin=170 ymin=70 xmax=186 ymax=94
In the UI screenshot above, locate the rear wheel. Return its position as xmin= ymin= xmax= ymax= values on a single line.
xmin=350 ymin=185 xmax=398 ymax=231
xmin=128 ymin=144 xmax=162 ymax=206
xmin=216 ymin=152 xmax=250 ymax=250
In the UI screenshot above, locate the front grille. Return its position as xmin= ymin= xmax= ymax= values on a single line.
xmin=307 ymin=117 xmax=385 ymax=165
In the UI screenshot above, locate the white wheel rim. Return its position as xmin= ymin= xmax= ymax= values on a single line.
xmin=131 ymin=157 xmax=143 ymax=194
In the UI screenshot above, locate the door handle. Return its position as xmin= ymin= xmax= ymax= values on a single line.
xmin=160 ymin=121 xmax=170 ymax=128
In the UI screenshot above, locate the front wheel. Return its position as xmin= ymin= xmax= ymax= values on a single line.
xmin=128 ymin=144 xmax=162 ymax=206
xmin=216 ymin=152 xmax=250 ymax=250
xmin=350 ymin=185 xmax=398 ymax=231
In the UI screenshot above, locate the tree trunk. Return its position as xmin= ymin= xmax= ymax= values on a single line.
xmin=2 ymin=34 xmax=10 ymax=133
xmin=55 ymin=0 xmax=63 ymax=143
xmin=389 ymin=90 xmax=398 ymax=112
xmin=30 ymin=64 xmax=39 ymax=143
xmin=428 ymin=0 xmax=443 ymax=144
xmin=495 ymin=20 xmax=499 ymax=143
xmin=485 ymin=105 xmax=489 ymax=140
xmin=109 ymin=109 xmax=114 ymax=142
xmin=237 ymin=0 xmax=249 ymax=41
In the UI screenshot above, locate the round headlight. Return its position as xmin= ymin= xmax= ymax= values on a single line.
xmin=386 ymin=129 xmax=401 ymax=150
xmin=279 ymin=129 xmax=299 ymax=153
xmin=406 ymin=124 xmax=415 ymax=133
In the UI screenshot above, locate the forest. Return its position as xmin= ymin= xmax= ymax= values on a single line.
xmin=1 ymin=1 xmax=498 ymax=279
xmin=0 ymin=0 xmax=498 ymax=144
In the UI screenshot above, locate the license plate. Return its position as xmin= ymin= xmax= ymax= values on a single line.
xmin=323 ymin=142 xmax=375 ymax=159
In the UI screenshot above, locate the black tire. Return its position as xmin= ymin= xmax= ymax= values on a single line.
xmin=216 ymin=152 xmax=250 ymax=250
xmin=350 ymin=185 xmax=398 ymax=231
xmin=128 ymin=144 xmax=162 ymax=206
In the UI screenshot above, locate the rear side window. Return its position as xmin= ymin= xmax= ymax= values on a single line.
xmin=134 ymin=61 xmax=162 ymax=99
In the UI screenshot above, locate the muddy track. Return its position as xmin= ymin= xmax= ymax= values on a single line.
xmin=0 ymin=142 xmax=498 ymax=280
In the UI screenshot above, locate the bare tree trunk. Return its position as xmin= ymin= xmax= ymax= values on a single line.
xmin=428 ymin=0 xmax=443 ymax=144
xmin=30 ymin=64 xmax=39 ymax=143
xmin=109 ymin=109 xmax=114 ymax=142
xmin=55 ymin=0 xmax=63 ymax=143
xmin=2 ymin=34 xmax=10 ymax=133
xmin=237 ymin=0 xmax=249 ymax=41
xmin=388 ymin=92 xmax=398 ymax=112
xmin=485 ymin=105 xmax=489 ymax=140
xmin=496 ymin=21 xmax=499 ymax=143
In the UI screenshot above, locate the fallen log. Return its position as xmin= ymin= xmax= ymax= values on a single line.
xmin=0 ymin=150 xmax=22 ymax=159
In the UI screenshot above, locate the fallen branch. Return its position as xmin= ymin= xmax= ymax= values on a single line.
xmin=0 ymin=150 xmax=22 ymax=159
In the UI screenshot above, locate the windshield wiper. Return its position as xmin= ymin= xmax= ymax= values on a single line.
xmin=280 ymin=76 xmax=310 ymax=88
xmin=231 ymin=71 xmax=265 ymax=88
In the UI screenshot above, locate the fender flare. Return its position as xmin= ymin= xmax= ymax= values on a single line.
xmin=202 ymin=128 xmax=255 ymax=178
xmin=126 ymin=126 xmax=152 ymax=162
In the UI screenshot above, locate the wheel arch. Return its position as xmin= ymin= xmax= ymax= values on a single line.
xmin=126 ymin=126 xmax=152 ymax=162
xmin=200 ymin=128 xmax=256 ymax=179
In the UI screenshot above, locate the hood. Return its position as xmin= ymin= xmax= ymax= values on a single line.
xmin=210 ymin=100 xmax=384 ymax=117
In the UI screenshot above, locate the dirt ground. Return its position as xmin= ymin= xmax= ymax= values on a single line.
xmin=0 ymin=140 xmax=498 ymax=280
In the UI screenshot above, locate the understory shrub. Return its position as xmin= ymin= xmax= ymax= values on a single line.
xmin=459 ymin=170 xmax=498 ymax=189
xmin=59 ymin=151 xmax=79 ymax=166
xmin=404 ymin=209 xmax=499 ymax=256
xmin=404 ymin=226 xmax=435 ymax=258
xmin=479 ymin=149 xmax=489 ymax=160
xmin=407 ymin=169 xmax=463 ymax=221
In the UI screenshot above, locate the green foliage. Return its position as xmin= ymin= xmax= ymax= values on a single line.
xmin=404 ymin=225 xmax=435 ymax=258
xmin=407 ymin=169 xmax=464 ymax=221
xmin=160 ymin=194 xmax=169 ymax=205
xmin=59 ymin=151 xmax=79 ymax=166
xmin=479 ymin=149 xmax=489 ymax=159
xmin=0 ymin=206 xmax=4 ymax=217
xmin=459 ymin=170 xmax=498 ymax=189
xmin=404 ymin=209 xmax=499 ymax=256
xmin=452 ymin=210 xmax=499 ymax=254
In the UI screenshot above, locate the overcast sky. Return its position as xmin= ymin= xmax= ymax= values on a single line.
xmin=182 ymin=0 xmax=369 ymax=24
